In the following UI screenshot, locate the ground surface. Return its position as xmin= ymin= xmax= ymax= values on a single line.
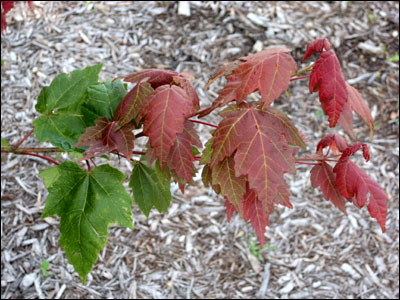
xmin=1 ymin=1 xmax=399 ymax=299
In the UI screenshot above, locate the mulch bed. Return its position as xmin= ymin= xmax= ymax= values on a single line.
xmin=1 ymin=1 xmax=398 ymax=298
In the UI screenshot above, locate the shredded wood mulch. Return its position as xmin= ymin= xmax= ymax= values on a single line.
xmin=1 ymin=1 xmax=399 ymax=299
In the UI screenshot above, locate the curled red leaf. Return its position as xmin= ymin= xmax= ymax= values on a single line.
xmin=114 ymin=69 xmax=179 ymax=89
xmin=362 ymin=144 xmax=370 ymax=162
xmin=302 ymin=38 xmax=332 ymax=62
xmin=75 ymin=117 xmax=135 ymax=160
xmin=317 ymin=133 xmax=349 ymax=156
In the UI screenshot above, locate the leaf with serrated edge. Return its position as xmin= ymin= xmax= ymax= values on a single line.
xmin=130 ymin=161 xmax=171 ymax=217
xmin=242 ymin=185 xmax=269 ymax=248
xmin=35 ymin=64 xmax=103 ymax=114
xmin=233 ymin=107 xmax=295 ymax=210
xmin=75 ymin=117 xmax=135 ymax=160
xmin=261 ymin=106 xmax=307 ymax=150
xmin=346 ymin=82 xmax=374 ymax=139
xmin=167 ymin=120 xmax=201 ymax=183
xmin=200 ymin=48 xmax=297 ymax=117
xmin=333 ymin=159 xmax=387 ymax=232
xmin=310 ymin=162 xmax=347 ymax=214
xmin=33 ymin=106 xmax=86 ymax=150
xmin=142 ymin=85 xmax=194 ymax=165
xmin=40 ymin=162 xmax=133 ymax=283
xmin=309 ymin=50 xmax=348 ymax=127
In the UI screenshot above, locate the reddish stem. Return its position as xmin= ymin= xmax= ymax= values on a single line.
xmin=189 ymin=119 xmax=218 ymax=128
xmin=290 ymin=75 xmax=310 ymax=81
xmin=90 ymin=158 xmax=97 ymax=168
xmin=132 ymin=150 xmax=146 ymax=156
xmin=295 ymin=161 xmax=318 ymax=166
xmin=14 ymin=129 xmax=34 ymax=149
xmin=21 ymin=152 xmax=60 ymax=165
xmin=86 ymin=160 xmax=91 ymax=172
xmin=135 ymin=132 xmax=146 ymax=139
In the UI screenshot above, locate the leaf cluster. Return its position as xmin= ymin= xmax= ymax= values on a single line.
xmin=20 ymin=38 xmax=389 ymax=283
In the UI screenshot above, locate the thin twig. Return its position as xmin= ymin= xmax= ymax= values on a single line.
xmin=13 ymin=129 xmax=34 ymax=149
xmin=20 ymin=152 xmax=60 ymax=165
xmin=189 ymin=119 xmax=218 ymax=128
xmin=1 ymin=146 xmax=66 ymax=153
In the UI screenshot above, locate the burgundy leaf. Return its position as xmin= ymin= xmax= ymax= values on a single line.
xmin=333 ymin=159 xmax=387 ymax=232
xmin=310 ymin=161 xmax=347 ymax=214
xmin=75 ymin=117 xmax=135 ymax=160
xmin=346 ymin=82 xmax=374 ymax=139
xmin=309 ymin=50 xmax=348 ymax=127
xmin=142 ymin=85 xmax=194 ymax=165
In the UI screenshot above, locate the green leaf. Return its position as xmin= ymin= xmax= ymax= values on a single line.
xmin=389 ymin=52 xmax=399 ymax=63
xmin=33 ymin=64 xmax=103 ymax=150
xmin=33 ymin=106 xmax=86 ymax=150
xmin=82 ymin=79 xmax=126 ymax=125
xmin=41 ymin=260 xmax=50 ymax=276
xmin=40 ymin=161 xmax=133 ymax=284
xmin=1 ymin=136 xmax=9 ymax=146
xmin=35 ymin=64 xmax=103 ymax=114
xmin=130 ymin=161 xmax=171 ymax=217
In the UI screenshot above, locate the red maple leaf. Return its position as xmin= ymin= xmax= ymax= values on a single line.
xmin=200 ymin=48 xmax=297 ymax=116
xmin=75 ymin=117 xmax=135 ymax=160
xmin=309 ymin=50 xmax=348 ymax=127
xmin=345 ymin=82 xmax=374 ymax=139
xmin=337 ymin=100 xmax=355 ymax=139
xmin=302 ymin=38 xmax=332 ymax=62
xmin=242 ymin=184 xmax=270 ymax=248
xmin=166 ymin=120 xmax=202 ymax=183
xmin=333 ymin=158 xmax=387 ymax=232
xmin=310 ymin=161 xmax=347 ymax=214
xmin=209 ymin=104 xmax=303 ymax=214
xmin=142 ymin=85 xmax=195 ymax=165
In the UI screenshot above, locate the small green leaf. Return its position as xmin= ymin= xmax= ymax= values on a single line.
xmin=314 ymin=109 xmax=324 ymax=118
xmin=1 ymin=136 xmax=9 ymax=146
xmin=82 ymin=79 xmax=126 ymax=125
xmin=40 ymin=161 xmax=133 ymax=284
xmin=130 ymin=161 xmax=171 ymax=217
xmin=41 ymin=260 xmax=50 ymax=276
xmin=389 ymin=52 xmax=399 ymax=63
